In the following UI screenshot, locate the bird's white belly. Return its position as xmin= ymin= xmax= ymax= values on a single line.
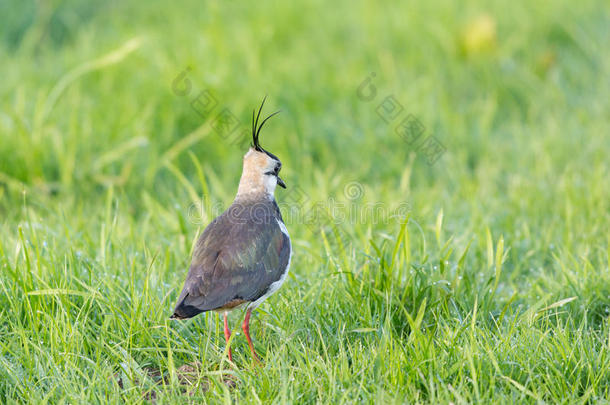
xmin=249 ymin=219 xmax=291 ymax=309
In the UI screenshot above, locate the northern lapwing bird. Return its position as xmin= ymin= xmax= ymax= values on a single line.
xmin=171 ymin=98 xmax=291 ymax=363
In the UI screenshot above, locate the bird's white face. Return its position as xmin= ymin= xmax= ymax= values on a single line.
xmin=236 ymin=148 xmax=285 ymax=199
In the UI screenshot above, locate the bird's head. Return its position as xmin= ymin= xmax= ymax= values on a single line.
xmin=236 ymin=98 xmax=285 ymax=199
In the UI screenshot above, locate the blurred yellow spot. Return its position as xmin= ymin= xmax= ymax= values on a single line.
xmin=536 ymin=50 xmax=556 ymax=76
xmin=462 ymin=14 xmax=497 ymax=56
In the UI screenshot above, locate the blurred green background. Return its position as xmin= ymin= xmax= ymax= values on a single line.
xmin=0 ymin=0 xmax=608 ymax=402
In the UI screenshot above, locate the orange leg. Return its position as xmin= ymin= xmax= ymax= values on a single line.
xmin=242 ymin=308 xmax=260 ymax=362
xmin=223 ymin=312 xmax=233 ymax=362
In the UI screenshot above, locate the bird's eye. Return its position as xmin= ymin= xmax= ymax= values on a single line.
xmin=265 ymin=163 xmax=281 ymax=176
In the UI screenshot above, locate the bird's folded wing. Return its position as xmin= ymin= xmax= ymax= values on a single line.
xmin=176 ymin=210 xmax=290 ymax=312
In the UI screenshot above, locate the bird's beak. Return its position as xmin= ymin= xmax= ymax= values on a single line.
xmin=277 ymin=176 xmax=286 ymax=188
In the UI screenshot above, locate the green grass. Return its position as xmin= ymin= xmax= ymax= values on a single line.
xmin=1 ymin=0 xmax=609 ymax=403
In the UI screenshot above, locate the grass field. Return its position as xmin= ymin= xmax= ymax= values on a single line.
xmin=1 ymin=0 xmax=609 ymax=403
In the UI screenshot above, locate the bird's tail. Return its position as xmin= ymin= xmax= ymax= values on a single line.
xmin=170 ymin=296 xmax=204 ymax=320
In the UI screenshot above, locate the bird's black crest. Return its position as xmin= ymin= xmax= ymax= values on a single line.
xmin=251 ymin=96 xmax=280 ymax=159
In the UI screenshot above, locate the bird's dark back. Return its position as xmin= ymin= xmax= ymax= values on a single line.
xmin=172 ymin=198 xmax=289 ymax=317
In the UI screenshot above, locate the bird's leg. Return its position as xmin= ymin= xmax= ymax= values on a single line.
xmin=223 ymin=312 xmax=233 ymax=362
xmin=242 ymin=308 xmax=260 ymax=362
